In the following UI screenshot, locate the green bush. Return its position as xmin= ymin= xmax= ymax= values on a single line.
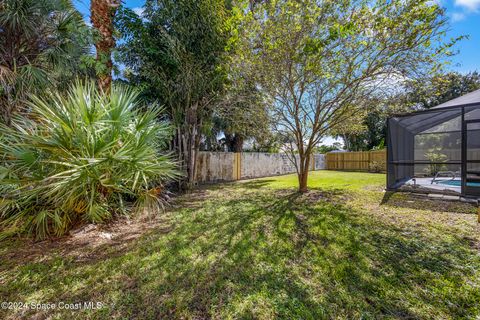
xmin=424 ymin=148 xmax=448 ymax=176
xmin=368 ymin=161 xmax=385 ymax=173
xmin=0 ymin=82 xmax=179 ymax=239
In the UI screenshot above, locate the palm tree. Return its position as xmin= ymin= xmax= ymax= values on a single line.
xmin=90 ymin=0 xmax=120 ymax=93
xmin=0 ymin=81 xmax=179 ymax=240
xmin=0 ymin=0 xmax=90 ymax=125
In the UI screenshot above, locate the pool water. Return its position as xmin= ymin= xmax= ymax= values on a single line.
xmin=437 ymin=180 xmax=480 ymax=187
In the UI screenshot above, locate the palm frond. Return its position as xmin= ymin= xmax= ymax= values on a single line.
xmin=0 ymin=81 xmax=179 ymax=239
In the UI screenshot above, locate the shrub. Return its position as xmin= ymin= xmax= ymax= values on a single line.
xmin=368 ymin=161 xmax=385 ymax=173
xmin=0 ymin=82 xmax=179 ymax=239
xmin=424 ymin=148 xmax=448 ymax=176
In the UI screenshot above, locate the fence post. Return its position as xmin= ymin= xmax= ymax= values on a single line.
xmin=233 ymin=152 xmax=241 ymax=180
xmin=233 ymin=153 xmax=237 ymax=180
xmin=367 ymin=151 xmax=372 ymax=171
xmin=238 ymin=153 xmax=242 ymax=180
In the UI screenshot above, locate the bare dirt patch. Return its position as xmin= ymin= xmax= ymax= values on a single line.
xmin=0 ymin=217 xmax=172 ymax=268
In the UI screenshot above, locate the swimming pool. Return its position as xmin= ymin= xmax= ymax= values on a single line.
xmin=436 ymin=180 xmax=480 ymax=187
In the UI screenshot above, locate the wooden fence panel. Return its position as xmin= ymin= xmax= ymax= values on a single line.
xmin=326 ymin=150 xmax=386 ymax=172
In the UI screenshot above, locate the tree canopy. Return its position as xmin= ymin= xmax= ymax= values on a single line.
xmin=233 ymin=0 xmax=458 ymax=191
xmin=405 ymin=71 xmax=480 ymax=109
xmin=339 ymin=71 xmax=480 ymax=151
xmin=116 ymin=0 xmax=231 ymax=187
xmin=0 ymin=0 xmax=91 ymax=124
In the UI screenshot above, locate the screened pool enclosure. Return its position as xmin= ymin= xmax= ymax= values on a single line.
xmin=387 ymin=89 xmax=480 ymax=198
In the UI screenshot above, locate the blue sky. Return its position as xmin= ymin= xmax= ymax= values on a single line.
xmin=440 ymin=0 xmax=480 ymax=73
xmin=74 ymin=0 xmax=480 ymax=74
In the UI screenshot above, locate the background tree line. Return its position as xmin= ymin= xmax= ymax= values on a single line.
xmin=336 ymin=71 xmax=480 ymax=152
xmin=1 ymin=0 xmax=475 ymax=193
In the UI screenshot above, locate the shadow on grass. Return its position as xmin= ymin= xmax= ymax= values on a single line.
xmin=380 ymin=190 xmax=395 ymax=205
xmin=380 ymin=191 xmax=477 ymax=214
xmin=238 ymin=179 xmax=277 ymax=189
xmin=1 ymin=188 xmax=479 ymax=319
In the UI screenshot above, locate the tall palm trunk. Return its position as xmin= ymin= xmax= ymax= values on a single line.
xmin=90 ymin=0 xmax=120 ymax=93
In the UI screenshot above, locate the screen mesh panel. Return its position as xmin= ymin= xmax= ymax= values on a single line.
xmin=387 ymin=108 xmax=465 ymax=191
xmin=465 ymin=106 xmax=480 ymax=121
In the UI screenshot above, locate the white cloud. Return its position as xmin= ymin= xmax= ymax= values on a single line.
xmin=133 ymin=7 xmax=144 ymax=17
xmin=452 ymin=12 xmax=466 ymax=21
xmin=455 ymin=0 xmax=480 ymax=11
xmin=83 ymin=16 xmax=92 ymax=27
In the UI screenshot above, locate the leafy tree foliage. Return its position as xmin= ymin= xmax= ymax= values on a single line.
xmin=332 ymin=100 xmax=389 ymax=152
xmin=234 ymin=0 xmax=456 ymax=191
xmin=0 ymin=0 xmax=92 ymax=124
xmin=339 ymin=112 xmax=388 ymax=151
xmin=405 ymin=71 xmax=480 ymax=109
xmin=216 ymin=77 xmax=271 ymax=152
xmin=116 ymin=0 xmax=230 ymax=188
xmin=314 ymin=143 xmax=343 ymax=154
xmin=340 ymin=71 xmax=480 ymax=151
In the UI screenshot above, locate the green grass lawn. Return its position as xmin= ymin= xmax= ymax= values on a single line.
xmin=1 ymin=171 xmax=480 ymax=319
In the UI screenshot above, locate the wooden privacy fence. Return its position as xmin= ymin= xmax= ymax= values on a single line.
xmin=326 ymin=150 xmax=386 ymax=172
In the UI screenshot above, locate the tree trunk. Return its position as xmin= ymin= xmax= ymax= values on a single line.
xmin=233 ymin=135 xmax=244 ymax=152
xmin=299 ymin=170 xmax=309 ymax=193
xmin=176 ymin=102 xmax=200 ymax=190
xmin=224 ymin=133 xmax=234 ymax=152
xmin=175 ymin=127 xmax=183 ymax=190
xmin=341 ymin=134 xmax=350 ymax=151
xmin=298 ymin=153 xmax=310 ymax=193
xmin=225 ymin=133 xmax=244 ymax=152
xmin=91 ymin=0 xmax=119 ymax=94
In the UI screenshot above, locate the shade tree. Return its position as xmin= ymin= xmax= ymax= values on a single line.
xmin=234 ymin=0 xmax=458 ymax=192
xmin=116 ymin=0 xmax=229 ymax=189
